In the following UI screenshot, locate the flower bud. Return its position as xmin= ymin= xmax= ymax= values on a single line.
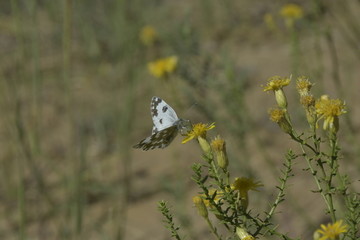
xmin=211 ymin=136 xmax=228 ymax=170
xmin=269 ymin=108 xmax=293 ymax=134
xmin=275 ymin=89 xmax=288 ymax=109
xmin=305 ymin=108 xmax=316 ymax=128
xmin=330 ymin=116 xmax=339 ymax=134
xmin=198 ymin=136 xmax=212 ymax=158
xmin=313 ymin=231 xmax=321 ymax=240
xmin=192 ymin=196 xmax=208 ymax=218
xmin=296 ymin=76 xmax=313 ymax=96
xmin=236 ymin=227 xmax=255 ymax=240
xmin=240 ymin=191 xmax=249 ymax=210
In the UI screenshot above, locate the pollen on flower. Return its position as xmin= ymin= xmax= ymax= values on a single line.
xmin=315 ymin=96 xmax=346 ymax=131
xmin=315 ymin=97 xmax=346 ymax=117
xmin=182 ymin=123 xmax=215 ymax=144
xmin=139 ymin=25 xmax=157 ymax=46
xmin=300 ymin=95 xmax=315 ymax=107
xmin=148 ymin=56 xmax=178 ymax=78
xmin=231 ymin=177 xmax=263 ymax=192
xmin=263 ymin=76 xmax=291 ymax=92
xmin=269 ymin=108 xmax=286 ymax=123
xmin=280 ymin=3 xmax=304 ymax=20
xmin=211 ymin=136 xmax=225 ymax=152
xmin=296 ymin=76 xmax=313 ymax=96
xmin=316 ymin=220 xmax=348 ymax=240
xmin=268 ymin=107 xmax=293 ymax=134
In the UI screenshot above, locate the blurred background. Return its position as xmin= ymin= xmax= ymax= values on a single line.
xmin=0 ymin=0 xmax=359 ymax=239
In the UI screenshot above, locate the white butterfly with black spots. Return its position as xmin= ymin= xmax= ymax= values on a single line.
xmin=133 ymin=96 xmax=192 ymax=150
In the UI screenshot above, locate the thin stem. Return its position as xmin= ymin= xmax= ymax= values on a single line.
xmin=326 ymin=134 xmax=339 ymax=222
xmin=205 ymin=217 xmax=223 ymax=240
xmin=299 ymin=143 xmax=330 ymax=207
xmin=290 ymin=132 xmax=317 ymax=153
xmin=247 ymin=214 xmax=296 ymax=240
xmin=292 ymin=130 xmax=336 ymax=221
xmin=254 ymin=151 xmax=294 ymax=236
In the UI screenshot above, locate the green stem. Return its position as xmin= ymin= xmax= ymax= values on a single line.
xmin=247 ymin=214 xmax=296 ymax=240
xmin=326 ymin=134 xmax=338 ymax=222
xmin=291 ymin=132 xmax=336 ymax=221
xmin=205 ymin=217 xmax=222 ymax=240
xmin=254 ymin=152 xmax=293 ymax=236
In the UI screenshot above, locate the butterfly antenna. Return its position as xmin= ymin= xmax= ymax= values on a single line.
xmin=183 ymin=101 xmax=198 ymax=117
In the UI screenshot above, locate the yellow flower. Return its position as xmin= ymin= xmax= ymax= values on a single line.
xmin=268 ymin=108 xmax=293 ymax=134
xmin=300 ymin=95 xmax=315 ymax=107
xmin=296 ymin=76 xmax=313 ymax=96
xmin=139 ymin=25 xmax=157 ymax=46
xmin=148 ymin=56 xmax=178 ymax=78
xmin=269 ymin=108 xmax=286 ymax=123
xmin=263 ymin=76 xmax=291 ymax=108
xmin=211 ymin=136 xmax=225 ymax=152
xmin=315 ymin=95 xmax=346 ymax=132
xmin=182 ymin=123 xmax=215 ymax=156
xmin=280 ymin=3 xmax=304 ymax=29
xmin=315 ymin=220 xmax=348 ymax=240
xmin=263 ymin=76 xmax=291 ymax=92
xmin=182 ymin=123 xmax=215 ymax=144
xmin=264 ymin=13 xmax=277 ymax=31
xmin=200 ymin=189 xmax=223 ymax=207
xmin=211 ymin=136 xmax=228 ymax=170
xmin=232 ymin=177 xmax=263 ymax=210
xmin=231 ymin=177 xmax=263 ymax=193
xmin=300 ymin=95 xmax=316 ymax=127
xmin=280 ymin=4 xmax=304 ymax=20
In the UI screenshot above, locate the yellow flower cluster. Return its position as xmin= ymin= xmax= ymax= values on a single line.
xmin=264 ymin=75 xmax=347 ymax=133
xmin=148 ymin=56 xmax=178 ymax=78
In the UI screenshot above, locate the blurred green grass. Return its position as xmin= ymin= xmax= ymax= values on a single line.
xmin=0 ymin=0 xmax=359 ymax=239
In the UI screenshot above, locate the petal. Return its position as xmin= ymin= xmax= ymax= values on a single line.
xmin=182 ymin=135 xmax=195 ymax=144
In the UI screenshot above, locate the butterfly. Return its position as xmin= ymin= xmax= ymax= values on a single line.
xmin=133 ymin=96 xmax=192 ymax=150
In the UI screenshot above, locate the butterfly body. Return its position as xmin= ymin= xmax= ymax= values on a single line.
xmin=134 ymin=97 xmax=192 ymax=151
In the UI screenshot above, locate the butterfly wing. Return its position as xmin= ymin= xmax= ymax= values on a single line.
xmin=133 ymin=126 xmax=178 ymax=150
xmin=151 ymin=96 xmax=179 ymax=134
